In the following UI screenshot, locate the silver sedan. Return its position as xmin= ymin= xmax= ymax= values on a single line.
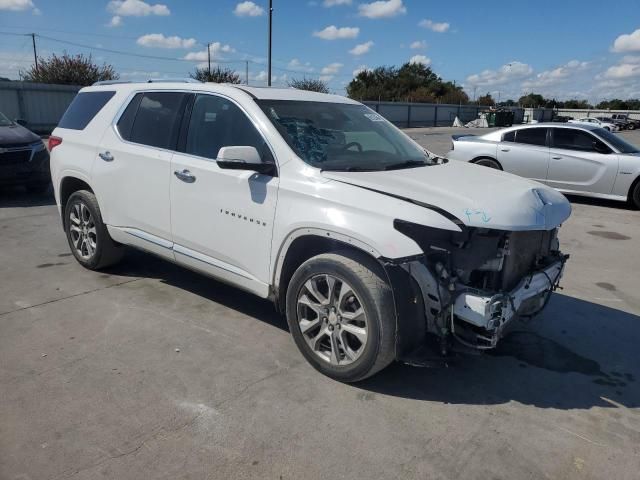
xmin=446 ymin=123 xmax=640 ymax=208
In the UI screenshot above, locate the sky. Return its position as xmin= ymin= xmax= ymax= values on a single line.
xmin=1 ymin=0 xmax=639 ymax=102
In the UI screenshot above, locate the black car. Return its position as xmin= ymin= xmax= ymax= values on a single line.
xmin=0 ymin=111 xmax=50 ymax=192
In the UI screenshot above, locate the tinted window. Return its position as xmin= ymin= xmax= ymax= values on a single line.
xmin=552 ymin=128 xmax=608 ymax=152
xmin=594 ymin=127 xmax=639 ymax=153
xmin=58 ymin=91 xmax=115 ymax=130
xmin=129 ymin=92 xmax=189 ymax=149
xmin=515 ymin=128 xmax=547 ymax=146
xmin=502 ymin=131 xmax=515 ymax=142
xmin=116 ymin=93 xmax=143 ymax=141
xmin=186 ymin=94 xmax=271 ymax=161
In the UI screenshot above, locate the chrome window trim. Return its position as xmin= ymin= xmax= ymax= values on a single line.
xmin=110 ymin=88 xmax=279 ymax=169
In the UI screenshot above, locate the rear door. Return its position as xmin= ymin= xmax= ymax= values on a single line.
xmin=93 ymin=91 xmax=190 ymax=250
xmin=546 ymin=127 xmax=618 ymax=195
xmin=497 ymin=127 xmax=550 ymax=182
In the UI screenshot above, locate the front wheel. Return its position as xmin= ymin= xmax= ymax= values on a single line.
xmin=630 ymin=181 xmax=640 ymax=210
xmin=286 ymin=252 xmax=396 ymax=382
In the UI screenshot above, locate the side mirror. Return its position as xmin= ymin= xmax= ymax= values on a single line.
xmin=217 ymin=146 xmax=276 ymax=175
xmin=15 ymin=119 xmax=28 ymax=127
xmin=593 ymin=141 xmax=611 ymax=154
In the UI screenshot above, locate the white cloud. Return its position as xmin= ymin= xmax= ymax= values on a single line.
xmin=410 ymin=40 xmax=426 ymax=49
xmin=184 ymin=43 xmax=235 ymax=61
xmin=0 ymin=0 xmax=33 ymax=10
xmin=522 ymin=60 xmax=589 ymax=88
xmin=321 ymin=62 xmax=343 ymax=75
xmin=137 ymin=33 xmax=197 ymax=49
xmin=419 ymin=19 xmax=450 ymax=33
xmin=409 ymin=54 xmax=431 ymax=66
xmin=353 ymin=64 xmax=368 ymax=76
xmin=313 ymin=25 xmax=359 ymax=40
xmin=288 ymin=58 xmax=314 ymax=72
xmin=107 ymin=15 xmax=123 ymax=27
xmin=466 ymin=61 xmax=533 ymax=87
xmin=323 ymin=0 xmax=351 ymax=6
xmin=612 ymin=28 xmax=640 ymax=53
xmin=319 ymin=75 xmax=334 ymax=82
xmin=603 ymin=63 xmax=640 ymax=79
xmin=107 ymin=0 xmax=169 ymax=17
xmin=349 ymin=41 xmax=373 ymax=55
xmin=233 ymin=1 xmax=264 ymax=17
xmin=358 ymin=0 xmax=405 ymax=18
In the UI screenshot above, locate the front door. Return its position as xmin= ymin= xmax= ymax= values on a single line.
xmin=170 ymin=93 xmax=279 ymax=297
xmin=547 ymin=127 xmax=618 ymax=195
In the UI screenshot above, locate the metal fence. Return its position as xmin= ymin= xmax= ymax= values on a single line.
xmin=0 ymin=81 xmax=81 ymax=134
xmin=362 ymin=101 xmax=526 ymax=128
xmin=554 ymin=108 xmax=640 ymax=121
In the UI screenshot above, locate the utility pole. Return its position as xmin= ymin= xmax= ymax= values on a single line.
xmin=207 ymin=42 xmax=211 ymax=76
xmin=245 ymin=60 xmax=249 ymax=85
xmin=267 ymin=0 xmax=273 ymax=86
xmin=31 ymin=33 xmax=38 ymax=70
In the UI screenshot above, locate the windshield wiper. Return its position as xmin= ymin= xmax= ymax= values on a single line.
xmin=321 ymin=166 xmax=380 ymax=172
xmin=383 ymin=159 xmax=430 ymax=170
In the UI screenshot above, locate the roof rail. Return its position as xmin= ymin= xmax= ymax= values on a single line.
xmin=92 ymin=78 xmax=202 ymax=86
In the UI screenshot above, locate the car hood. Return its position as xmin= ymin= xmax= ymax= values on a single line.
xmin=321 ymin=161 xmax=571 ymax=231
xmin=0 ymin=123 xmax=40 ymax=146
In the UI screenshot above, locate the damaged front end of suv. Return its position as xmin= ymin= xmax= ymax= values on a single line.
xmin=390 ymin=220 xmax=569 ymax=358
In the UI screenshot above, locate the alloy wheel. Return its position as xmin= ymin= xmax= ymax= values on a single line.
xmin=296 ymin=274 xmax=368 ymax=366
xmin=69 ymin=202 xmax=97 ymax=260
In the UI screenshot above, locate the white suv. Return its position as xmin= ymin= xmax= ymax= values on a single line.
xmin=50 ymin=81 xmax=571 ymax=381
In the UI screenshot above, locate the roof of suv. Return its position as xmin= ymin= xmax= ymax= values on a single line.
xmin=81 ymin=81 xmax=359 ymax=104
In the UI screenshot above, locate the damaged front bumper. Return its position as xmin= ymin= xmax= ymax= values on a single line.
xmin=451 ymin=259 xmax=565 ymax=349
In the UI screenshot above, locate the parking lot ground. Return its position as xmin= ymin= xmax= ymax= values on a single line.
xmin=2 ymin=129 xmax=640 ymax=480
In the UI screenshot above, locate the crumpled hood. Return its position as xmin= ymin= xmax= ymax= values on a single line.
xmin=322 ymin=161 xmax=571 ymax=231
xmin=0 ymin=124 xmax=40 ymax=146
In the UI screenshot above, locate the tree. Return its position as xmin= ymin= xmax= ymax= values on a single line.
xmin=517 ymin=93 xmax=546 ymax=107
xmin=288 ymin=77 xmax=329 ymax=93
xmin=562 ymin=99 xmax=592 ymax=109
xmin=346 ymin=62 xmax=469 ymax=104
xmin=20 ymin=53 xmax=118 ymax=86
xmin=477 ymin=92 xmax=494 ymax=106
xmin=190 ymin=66 xmax=242 ymax=84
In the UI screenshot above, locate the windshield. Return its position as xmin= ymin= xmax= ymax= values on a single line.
xmin=0 ymin=111 xmax=13 ymax=127
xmin=256 ymin=100 xmax=431 ymax=171
xmin=595 ymin=128 xmax=639 ymax=153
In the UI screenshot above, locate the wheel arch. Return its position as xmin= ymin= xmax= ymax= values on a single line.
xmin=273 ymin=229 xmax=386 ymax=313
xmin=471 ymin=156 xmax=503 ymax=169
xmin=59 ymin=176 xmax=94 ymax=228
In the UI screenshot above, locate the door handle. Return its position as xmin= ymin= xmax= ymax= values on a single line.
xmin=98 ymin=151 xmax=114 ymax=162
xmin=174 ymin=169 xmax=196 ymax=183
xmin=500 ymin=148 xmax=510 ymax=152
xmin=552 ymin=156 xmax=562 ymax=160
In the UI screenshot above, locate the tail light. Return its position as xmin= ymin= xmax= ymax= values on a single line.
xmin=48 ymin=136 xmax=62 ymax=151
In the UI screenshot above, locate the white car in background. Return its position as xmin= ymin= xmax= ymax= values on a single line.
xmin=447 ymin=123 xmax=640 ymax=208
xmin=568 ymin=117 xmax=619 ymax=131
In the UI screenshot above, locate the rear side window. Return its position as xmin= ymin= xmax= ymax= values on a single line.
xmin=515 ymin=128 xmax=547 ymax=146
xmin=124 ymin=92 xmax=189 ymax=150
xmin=58 ymin=91 xmax=115 ymax=130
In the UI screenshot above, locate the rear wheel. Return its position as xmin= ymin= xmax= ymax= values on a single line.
xmin=474 ymin=158 xmax=502 ymax=170
xmin=628 ymin=124 xmax=636 ymax=131
xmin=285 ymin=252 xmax=395 ymax=382
xmin=630 ymin=181 xmax=640 ymax=210
xmin=64 ymin=190 xmax=123 ymax=270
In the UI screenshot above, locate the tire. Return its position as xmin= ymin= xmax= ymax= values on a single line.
xmin=64 ymin=190 xmax=123 ymax=270
xmin=25 ymin=181 xmax=50 ymax=194
xmin=630 ymin=181 xmax=640 ymax=210
xmin=474 ymin=158 xmax=502 ymax=170
xmin=628 ymin=124 xmax=636 ymax=131
xmin=285 ymin=251 xmax=395 ymax=382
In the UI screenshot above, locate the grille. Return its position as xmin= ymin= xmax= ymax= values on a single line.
xmin=0 ymin=149 xmax=31 ymax=165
